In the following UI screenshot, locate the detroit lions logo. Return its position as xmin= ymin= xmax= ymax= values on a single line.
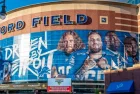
xmin=39 ymin=66 xmax=50 ymax=77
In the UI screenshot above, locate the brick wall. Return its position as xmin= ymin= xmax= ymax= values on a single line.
xmin=104 ymin=64 xmax=140 ymax=93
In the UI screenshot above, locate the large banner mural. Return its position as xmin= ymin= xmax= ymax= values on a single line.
xmin=0 ymin=30 xmax=139 ymax=82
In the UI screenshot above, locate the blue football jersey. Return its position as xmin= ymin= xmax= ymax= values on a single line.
xmin=75 ymin=52 xmax=112 ymax=81
xmin=83 ymin=65 xmax=104 ymax=81
xmin=52 ymin=49 xmax=87 ymax=79
xmin=52 ymin=51 xmax=75 ymax=76
xmin=68 ymin=49 xmax=88 ymax=79
xmin=125 ymin=56 xmax=138 ymax=67
xmin=105 ymin=48 xmax=126 ymax=69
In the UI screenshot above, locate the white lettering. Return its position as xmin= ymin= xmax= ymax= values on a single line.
xmin=5 ymin=48 xmax=12 ymax=60
xmin=33 ymin=58 xmax=42 ymax=69
xmin=12 ymin=44 xmax=19 ymax=58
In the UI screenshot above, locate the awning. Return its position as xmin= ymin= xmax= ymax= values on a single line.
xmin=106 ymin=80 xmax=134 ymax=94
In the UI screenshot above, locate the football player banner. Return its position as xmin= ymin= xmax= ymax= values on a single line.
xmin=47 ymin=78 xmax=71 ymax=93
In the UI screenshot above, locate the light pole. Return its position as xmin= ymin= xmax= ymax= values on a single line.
xmin=0 ymin=0 xmax=6 ymax=20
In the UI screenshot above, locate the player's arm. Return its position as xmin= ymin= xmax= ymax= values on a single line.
xmin=97 ymin=57 xmax=110 ymax=69
xmin=51 ymin=66 xmax=59 ymax=78
xmin=51 ymin=66 xmax=66 ymax=78
xmin=75 ymin=59 xmax=96 ymax=79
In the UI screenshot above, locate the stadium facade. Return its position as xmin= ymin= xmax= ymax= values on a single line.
xmin=0 ymin=0 xmax=139 ymax=94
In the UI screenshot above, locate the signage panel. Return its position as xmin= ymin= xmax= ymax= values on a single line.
xmin=0 ymin=83 xmax=47 ymax=90
xmin=48 ymin=86 xmax=71 ymax=92
xmin=0 ymin=30 xmax=138 ymax=82
xmin=47 ymin=78 xmax=71 ymax=93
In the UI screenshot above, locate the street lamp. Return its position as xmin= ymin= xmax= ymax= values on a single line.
xmin=0 ymin=0 xmax=6 ymax=20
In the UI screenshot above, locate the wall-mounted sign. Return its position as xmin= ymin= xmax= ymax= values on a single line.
xmin=47 ymin=78 xmax=71 ymax=93
xmin=0 ymin=14 xmax=88 ymax=35
xmin=0 ymin=30 xmax=138 ymax=82
xmin=0 ymin=83 xmax=47 ymax=90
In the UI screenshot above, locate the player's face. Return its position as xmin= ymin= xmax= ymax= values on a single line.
xmin=131 ymin=40 xmax=138 ymax=56
xmin=125 ymin=40 xmax=137 ymax=57
xmin=88 ymin=33 xmax=102 ymax=53
xmin=105 ymin=34 xmax=120 ymax=51
xmin=63 ymin=34 xmax=74 ymax=53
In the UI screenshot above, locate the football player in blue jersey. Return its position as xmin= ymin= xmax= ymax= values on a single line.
xmin=75 ymin=31 xmax=110 ymax=81
xmin=105 ymin=31 xmax=127 ymax=69
xmin=51 ymin=30 xmax=85 ymax=78
xmin=124 ymin=37 xmax=139 ymax=66
xmin=3 ymin=62 xmax=11 ymax=82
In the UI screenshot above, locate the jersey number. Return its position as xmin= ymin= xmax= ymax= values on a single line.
xmin=58 ymin=66 xmax=71 ymax=75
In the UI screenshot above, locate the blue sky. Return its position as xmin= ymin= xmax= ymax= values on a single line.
xmin=4 ymin=0 xmax=128 ymax=12
xmin=5 ymin=0 xmax=59 ymax=12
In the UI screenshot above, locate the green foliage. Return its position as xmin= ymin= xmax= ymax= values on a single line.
xmin=95 ymin=88 xmax=99 ymax=94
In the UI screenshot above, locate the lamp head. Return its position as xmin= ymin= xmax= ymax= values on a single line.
xmin=0 ymin=5 xmax=6 ymax=20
